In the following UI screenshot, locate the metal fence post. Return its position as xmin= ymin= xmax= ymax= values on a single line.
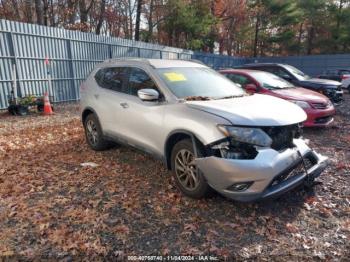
xmin=66 ymin=39 xmax=77 ymax=100
xmin=109 ymin=44 xmax=112 ymax=59
xmin=8 ymin=32 xmax=21 ymax=98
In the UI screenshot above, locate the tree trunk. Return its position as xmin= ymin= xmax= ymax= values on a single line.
xmin=128 ymin=0 xmax=133 ymax=39
xmin=50 ymin=0 xmax=55 ymax=26
xmin=67 ymin=0 xmax=76 ymax=24
xmin=11 ymin=0 xmax=20 ymax=19
xmin=145 ymin=0 xmax=154 ymax=42
xmin=307 ymin=26 xmax=314 ymax=55
xmin=79 ymin=0 xmax=94 ymax=25
xmin=24 ymin=0 xmax=33 ymax=23
xmin=96 ymin=0 xmax=106 ymax=35
xmin=253 ymin=15 xmax=259 ymax=57
xmin=135 ymin=0 xmax=143 ymax=41
xmin=35 ymin=0 xmax=43 ymax=25
xmin=43 ymin=0 xmax=49 ymax=26
xmin=297 ymin=22 xmax=303 ymax=55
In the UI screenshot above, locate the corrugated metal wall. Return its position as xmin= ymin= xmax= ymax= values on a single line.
xmin=0 ymin=19 xmax=192 ymax=109
xmin=245 ymin=54 xmax=350 ymax=76
xmin=1 ymin=19 xmax=350 ymax=110
xmin=193 ymin=52 xmax=350 ymax=76
xmin=192 ymin=52 xmax=250 ymax=69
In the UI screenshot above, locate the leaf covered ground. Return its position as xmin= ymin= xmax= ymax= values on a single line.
xmin=0 ymin=97 xmax=349 ymax=261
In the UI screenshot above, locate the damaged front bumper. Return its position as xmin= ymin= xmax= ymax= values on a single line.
xmin=196 ymin=139 xmax=328 ymax=202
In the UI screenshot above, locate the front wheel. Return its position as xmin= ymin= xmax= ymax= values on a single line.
xmin=84 ymin=114 xmax=113 ymax=151
xmin=170 ymin=139 xmax=211 ymax=199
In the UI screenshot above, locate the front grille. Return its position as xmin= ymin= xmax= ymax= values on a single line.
xmin=311 ymin=102 xmax=329 ymax=109
xmin=269 ymin=152 xmax=317 ymax=189
xmin=262 ymin=124 xmax=300 ymax=151
xmin=270 ymin=160 xmax=305 ymax=187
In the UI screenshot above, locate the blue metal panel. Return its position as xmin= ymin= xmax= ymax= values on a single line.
xmin=0 ymin=19 xmax=193 ymax=109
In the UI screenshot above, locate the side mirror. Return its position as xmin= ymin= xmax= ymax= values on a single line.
xmin=137 ymin=89 xmax=159 ymax=101
xmin=245 ymin=83 xmax=258 ymax=93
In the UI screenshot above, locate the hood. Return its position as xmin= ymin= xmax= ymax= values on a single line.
xmin=301 ymin=78 xmax=341 ymax=87
xmin=271 ymin=87 xmax=329 ymax=103
xmin=186 ymin=94 xmax=307 ymax=126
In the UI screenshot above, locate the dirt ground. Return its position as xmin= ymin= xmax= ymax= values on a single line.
xmin=0 ymin=96 xmax=349 ymax=261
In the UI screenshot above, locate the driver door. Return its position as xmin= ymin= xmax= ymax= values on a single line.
xmin=113 ymin=67 xmax=165 ymax=157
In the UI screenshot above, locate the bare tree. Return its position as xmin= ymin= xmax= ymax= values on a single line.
xmin=34 ymin=0 xmax=43 ymax=25
xmin=135 ymin=0 xmax=142 ymax=40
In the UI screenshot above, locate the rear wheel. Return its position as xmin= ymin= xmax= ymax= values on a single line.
xmin=170 ymin=138 xmax=211 ymax=199
xmin=84 ymin=113 xmax=113 ymax=151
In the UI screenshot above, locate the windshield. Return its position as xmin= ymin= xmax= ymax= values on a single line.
xmin=156 ymin=67 xmax=245 ymax=100
xmin=284 ymin=65 xmax=310 ymax=81
xmin=250 ymin=71 xmax=295 ymax=89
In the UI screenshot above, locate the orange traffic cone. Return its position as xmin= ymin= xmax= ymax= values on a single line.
xmin=43 ymin=92 xmax=53 ymax=115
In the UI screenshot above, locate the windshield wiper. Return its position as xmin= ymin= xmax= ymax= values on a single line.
xmin=184 ymin=96 xmax=212 ymax=101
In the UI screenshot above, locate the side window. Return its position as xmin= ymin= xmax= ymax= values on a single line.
xmin=94 ymin=68 xmax=105 ymax=86
xmin=127 ymin=67 xmax=158 ymax=96
xmin=226 ymin=74 xmax=252 ymax=86
xmin=339 ymin=70 xmax=350 ymax=75
xmin=267 ymin=67 xmax=291 ymax=79
xmin=95 ymin=67 xmax=127 ymax=92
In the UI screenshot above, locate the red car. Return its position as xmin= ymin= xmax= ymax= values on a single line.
xmin=220 ymin=69 xmax=335 ymax=127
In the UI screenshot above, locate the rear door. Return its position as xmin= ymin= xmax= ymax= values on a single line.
xmin=94 ymin=67 xmax=129 ymax=135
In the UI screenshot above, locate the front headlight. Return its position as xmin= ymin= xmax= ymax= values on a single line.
xmin=290 ymin=100 xmax=310 ymax=109
xmin=217 ymin=125 xmax=272 ymax=147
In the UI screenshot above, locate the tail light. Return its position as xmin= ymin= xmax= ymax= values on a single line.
xmin=341 ymin=75 xmax=350 ymax=80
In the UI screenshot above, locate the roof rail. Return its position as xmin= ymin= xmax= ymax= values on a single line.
xmin=106 ymin=57 xmax=154 ymax=65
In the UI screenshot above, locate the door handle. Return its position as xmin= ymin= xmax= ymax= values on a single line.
xmin=94 ymin=94 xmax=99 ymax=99
xmin=120 ymin=102 xmax=129 ymax=109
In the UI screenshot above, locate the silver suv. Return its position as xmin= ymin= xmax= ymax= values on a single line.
xmin=80 ymin=59 xmax=328 ymax=202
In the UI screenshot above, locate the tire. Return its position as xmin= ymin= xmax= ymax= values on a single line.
xmin=83 ymin=113 xmax=113 ymax=151
xmin=170 ymin=138 xmax=211 ymax=199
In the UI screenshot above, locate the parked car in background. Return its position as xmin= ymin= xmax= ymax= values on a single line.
xmin=238 ymin=63 xmax=343 ymax=103
xmin=318 ymin=68 xmax=350 ymax=92
xmin=81 ymin=58 xmax=328 ymax=202
xmin=220 ymin=69 xmax=336 ymax=127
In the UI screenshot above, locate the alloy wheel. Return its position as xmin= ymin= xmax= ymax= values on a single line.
xmin=174 ymin=149 xmax=199 ymax=191
xmin=86 ymin=119 xmax=99 ymax=146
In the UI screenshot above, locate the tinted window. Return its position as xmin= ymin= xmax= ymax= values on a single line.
xmin=226 ymin=74 xmax=252 ymax=86
xmin=95 ymin=67 xmax=127 ymax=92
xmin=128 ymin=68 xmax=158 ymax=96
xmin=283 ymin=65 xmax=310 ymax=80
xmin=339 ymin=70 xmax=350 ymax=75
xmin=94 ymin=69 xmax=105 ymax=86
xmin=265 ymin=67 xmax=292 ymax=79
